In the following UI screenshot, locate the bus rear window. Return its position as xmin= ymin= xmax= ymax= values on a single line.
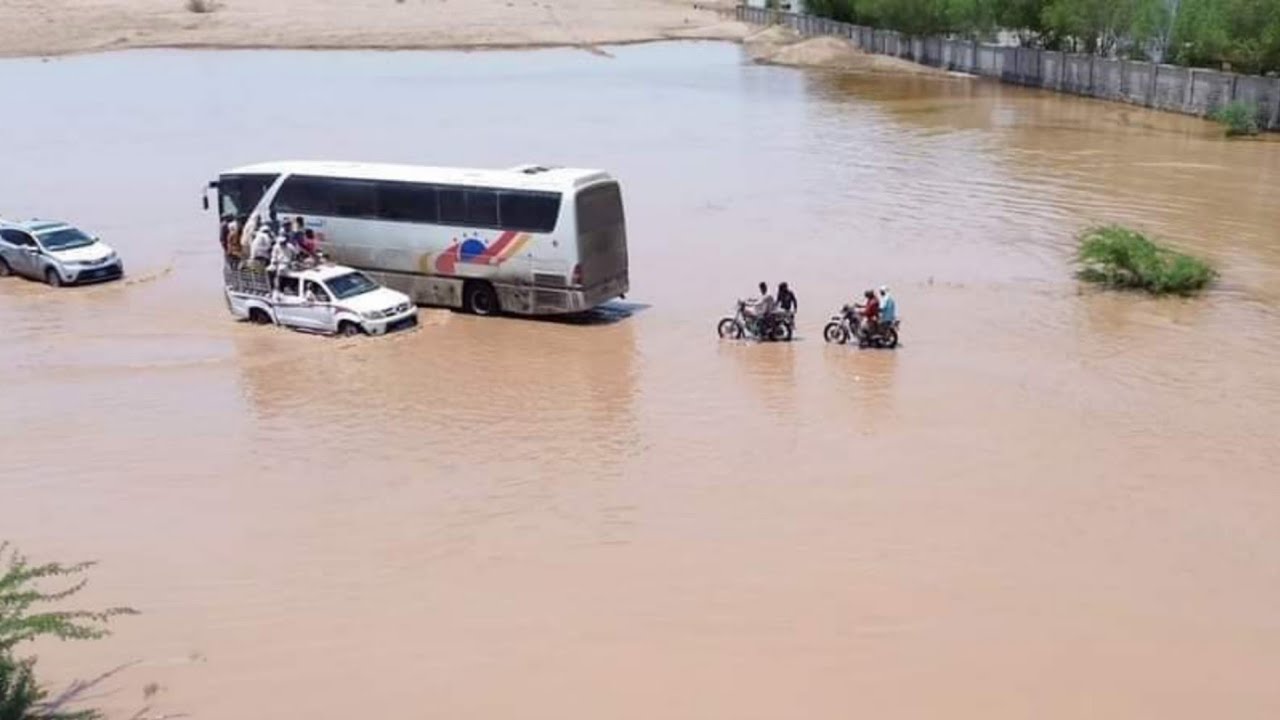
xmin=576 ymin=183 xmax=624 ymax=234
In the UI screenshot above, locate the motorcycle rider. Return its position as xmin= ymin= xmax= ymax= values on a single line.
xmin=859 ymin=289 xmax=880 ymax=336
xmin=777 ymin=282 xmax=798 ymax=317
xmin=878 ymin=285 xmax=896 ymax=332
xmin=745 ymin=281 xmax=775 ymax=334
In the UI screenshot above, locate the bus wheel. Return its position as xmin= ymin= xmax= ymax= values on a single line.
xmin=464 ymin=281 xmax=500 ymax=316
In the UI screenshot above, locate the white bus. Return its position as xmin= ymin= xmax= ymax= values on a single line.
xmin=208 ymin=161 xmax=629 ymax=316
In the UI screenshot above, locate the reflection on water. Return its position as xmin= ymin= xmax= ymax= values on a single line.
xmin=3 ymin=42 xmax=1280 ymax=720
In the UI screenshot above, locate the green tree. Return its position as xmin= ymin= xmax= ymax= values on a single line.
xmin=1041 ymin=0 xmax=1167 ymax=54
xmin=1170 ymin=0 xmax=1280 ymax=72
xmin=995 ymin=0 xmax=1052 ymax=44
xmin=947 ymin=0 xmax=1002 ymax=38
xmin=0 ymin=543 xmax=137 ymax=720
xmin=861 ymin=0 xmax=954 ymax=34
xmin=806 ymin=0 xmax=863 ymax=22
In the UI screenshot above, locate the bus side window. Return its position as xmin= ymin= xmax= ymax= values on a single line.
xmin=276 ymin=176 xmax=334 ymax=216
xmin=465 ymin=189 xmax=499 ymax=227
xmin=439 ymin=188 xmax=467 ymax=225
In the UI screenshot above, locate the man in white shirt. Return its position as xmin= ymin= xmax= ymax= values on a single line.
xmin=249 ymin=221 xmax=274 ymax=267
xmin=744 ymin=281 xmax=775 ymax=333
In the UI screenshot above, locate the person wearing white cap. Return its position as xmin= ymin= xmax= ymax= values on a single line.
xmin=878 ymin=285 xmax=896 ymax=329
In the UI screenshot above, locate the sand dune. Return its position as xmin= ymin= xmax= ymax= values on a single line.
xmin=744 ymin=25 xmax=951 ymax=76
xmin=0 ymin=0 xmax=748 ymax=57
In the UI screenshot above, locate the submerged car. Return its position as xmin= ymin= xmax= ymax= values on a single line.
xmin=224 ymin=263 xmax=419 ymax=336
xmin=0 ymin=219 xmax=124 ymax=286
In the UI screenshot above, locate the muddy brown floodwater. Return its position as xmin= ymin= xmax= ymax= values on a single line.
xmin=2 ymin=42 xmax=1280 ymax=719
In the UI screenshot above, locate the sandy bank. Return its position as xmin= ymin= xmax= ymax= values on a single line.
xmin=744 ymin=25 xmax=952 ymax=76
xmin=0 ymin=0 xmax=749 ymax=58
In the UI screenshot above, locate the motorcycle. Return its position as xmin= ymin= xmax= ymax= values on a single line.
xmin=823 ymin=304 xmax=900 ymax=348
xmin=717 ymin=300 xmax=794 ymax=342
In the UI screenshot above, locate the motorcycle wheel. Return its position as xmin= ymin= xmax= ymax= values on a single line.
xmin=882 ymin=327 xmax=899 ymax=349
xmin=823 ymin=322 xmax=846 ymax=344
xmin=770 ymin=321 xmax=793 ymax=342
xmin=717 ymin=318 xmax=744 ymax=340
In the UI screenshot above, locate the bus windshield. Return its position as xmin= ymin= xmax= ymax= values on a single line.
xmin=219 ymin=174 xmax=279 ymax=218
xmin=326 ymin=272 xmax=380 ymax=300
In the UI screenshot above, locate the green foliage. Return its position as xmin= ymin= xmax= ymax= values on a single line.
xmin=1169 ymin=0 xmax=1280 ymax=74
xmin=1 ymin=653 xmax=100 ymax=720
xmin=1 ymin=654 xmax=42 ymax=719
xmin=0 ymin=543 xmax=138 ymax=720
xmin=0 ymin=543 xmax=136 ymax=653
xmin=803 ymin=0 xmax=1280 ymax=72
xmin=1077 ymin=225 xmax=1216 ymax=295
xmin=995 ymin=0 xmax=1052 ymax=42
xmin=1211 ymin=100 xmax=1262 ymax=135
xmin=1041 ymin=0 xmax=1167 ymax=54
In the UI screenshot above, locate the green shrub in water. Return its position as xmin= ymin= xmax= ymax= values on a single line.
xmin=1 ymin=542 xmax=138 ymax=720
xmin=1077 ymin=225 xmax=1216 ymax=295
xmin=1210 ymin=100 xmax=1261 ymax=136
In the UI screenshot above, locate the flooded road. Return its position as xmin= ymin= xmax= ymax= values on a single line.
xmin=2 ymin=42 xmax=1280 ymax=718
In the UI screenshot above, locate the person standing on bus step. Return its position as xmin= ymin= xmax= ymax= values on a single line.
xmin=224 ymin=217 xmax=242 ymax=269
xmin=777 ymin=282 xmax=797 ymax=316
xmin=240 ymin=217 xmax=258 ymax=262
xmin=219 ymin=214 xmax=231 ymax=253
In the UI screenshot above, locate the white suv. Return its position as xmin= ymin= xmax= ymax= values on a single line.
xmin=0 ymin=219 xmax=124 ymax=286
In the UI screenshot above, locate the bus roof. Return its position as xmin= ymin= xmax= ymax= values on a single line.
xmin=220 ymin=161 xmax=615 ymax=193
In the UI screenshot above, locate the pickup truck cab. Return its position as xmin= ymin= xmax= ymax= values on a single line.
xmin=0 ymin=218 xmax=124 ymax=286
xmin=225 ymin=263 xmax=418 ymax=336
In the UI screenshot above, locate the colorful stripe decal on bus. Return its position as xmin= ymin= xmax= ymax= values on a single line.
xmin=433 ymin=231 xmax=531 ymax=275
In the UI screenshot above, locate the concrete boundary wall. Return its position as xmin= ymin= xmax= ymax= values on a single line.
xmin=738 ymin=5 xmax=1280 ymax=130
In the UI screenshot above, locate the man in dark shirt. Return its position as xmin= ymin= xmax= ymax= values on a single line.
xmin=777 ymin=282 xmax=797 ymax=315
xmin=860 ymin=289 xmax=880 ymax=335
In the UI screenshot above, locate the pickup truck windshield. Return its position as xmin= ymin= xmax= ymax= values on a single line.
xmin=326 ymin=272 xmax=379 ymax=300
xmin=38 ymin=228 xmax=96 ymax=251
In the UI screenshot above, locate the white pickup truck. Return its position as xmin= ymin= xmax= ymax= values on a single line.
xmin=225 ymin=263 xmax=418 ymax=336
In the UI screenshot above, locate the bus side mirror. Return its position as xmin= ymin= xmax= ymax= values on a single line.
xmin=203 ymin=180 xmax=218 ymax=212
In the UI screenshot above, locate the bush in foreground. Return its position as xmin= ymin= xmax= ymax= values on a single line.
xmin=1 ymin=542 xmax=138 ymax=720
xmin=1077 ymin=225 xmax=1216 ymax=295
xmin=1210 ymin=100 xmax=1261 ymax=136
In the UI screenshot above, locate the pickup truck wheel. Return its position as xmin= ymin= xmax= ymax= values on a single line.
xmin=248 ymin=308 xmax=272 ymax=325
xmin=44 ymin=268 xmax=63 ymax=287
xmin=338 ymin=321 xmax=364 ymax=337
xmin=0 ymin=258 xmax=11 ymax=277
xmin=464 ymin=281 xmax=500 ymax=316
